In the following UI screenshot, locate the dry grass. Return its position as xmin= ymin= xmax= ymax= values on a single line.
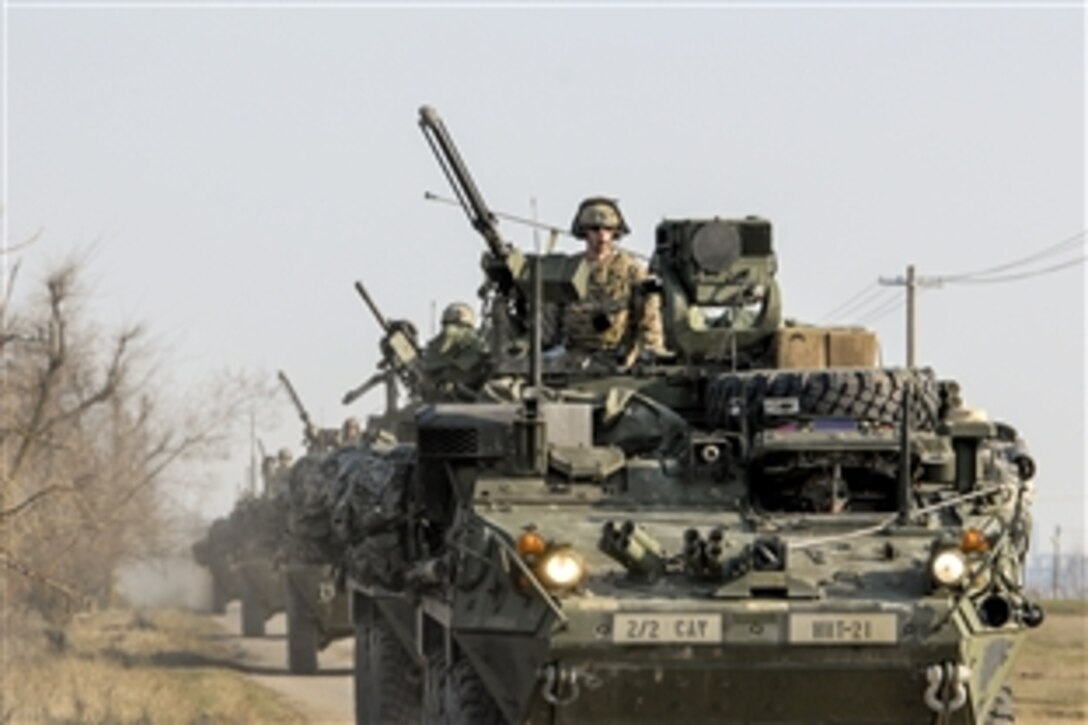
xmin=1013 ymin=599 xmax=1087 ymax=724
xmin=1 ymin=609 xmax=306 ymax=724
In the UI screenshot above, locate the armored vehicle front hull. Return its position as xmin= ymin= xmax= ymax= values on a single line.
xmin=522 ymin=600 xmax=1021 ymax=723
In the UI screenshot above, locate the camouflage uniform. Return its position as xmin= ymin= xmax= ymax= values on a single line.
xmin=340 ymin=417 xmax=362 ymax=447
xmin=559 ymin=197 xmax=666 ymax=361
xmin=265 ymin=448 xmax=293 ymax=498
xmin=419 ymin=302 xmax=490 ymax=400
xmin=561 ymin=249 xmax=665 ymax=356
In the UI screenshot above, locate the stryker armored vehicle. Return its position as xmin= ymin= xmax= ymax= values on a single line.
xmin=228 ymin=492 xmax=289 ymax=638
xmin=334 ymin=107 xmax=1042 ymax=724
xmin=278 ymin=292 xmax=429 ymax=675
xmin=191 ymin=516 xmax=239 ymax=614
xmin=191 ymin=483 xmax=287 ymax=636
xmin=278 ymin=371 xmax=359 ymax=673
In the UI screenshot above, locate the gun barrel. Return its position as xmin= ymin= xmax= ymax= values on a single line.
xmin=354 ymin=281 xmax=390 ymax=333
xmin=418 ymin=105 xmax=505 ymax=258
xmin=342 ymin=370 xmax=389 ymax=406
xmin=277 ymin=370 xmax=313 ymax=430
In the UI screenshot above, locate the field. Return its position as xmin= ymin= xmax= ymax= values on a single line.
xmin=0 ymin=609 xmax=306 ymax=724
xmin=1013 ymin=599 xmax=1087 ymax=724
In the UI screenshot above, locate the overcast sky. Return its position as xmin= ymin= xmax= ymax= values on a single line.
xmin=4 ymin=2 xmax=1085 ymax=552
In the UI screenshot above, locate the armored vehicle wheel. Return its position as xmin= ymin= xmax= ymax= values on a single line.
xmin=985 ymin=686 xmax=1015 ymax=724
xmin=286 ymin=573 xmax=319 ymax=674
xmin=706 ymin=367 xmax=941 ymax=431
xmin=239 ymin=578 xmax=266 ymax=638
xmin=210 ymin=578 xmax=228 ymax=615
xmin=423 ymin=652 xmax=445 ymax=722
xmin=354 ymin=613 xmax=420 ymax=725
xmin=437 ymin=653 xmax=504 ymax=722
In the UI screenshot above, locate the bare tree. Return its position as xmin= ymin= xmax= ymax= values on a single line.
xmin=1 ymin=260 xmax=271 ymax=618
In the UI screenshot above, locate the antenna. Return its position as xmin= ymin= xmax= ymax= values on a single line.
xmin=531 ymin=197 xmax=540 ymax=254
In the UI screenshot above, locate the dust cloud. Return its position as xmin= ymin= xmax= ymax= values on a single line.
xmin=116 ymin=554 xmax=213 ymax=611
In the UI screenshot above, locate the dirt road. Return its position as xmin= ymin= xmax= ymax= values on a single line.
xmin=213 ymin=603 xmax=356 ymax=724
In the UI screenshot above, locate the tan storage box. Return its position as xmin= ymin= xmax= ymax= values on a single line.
xmin=827 ymin=328 xmax=879 ymax=367
xmin=775 ymin=328 xmax=827 ymax=369
xmin=774 ymin=327 xmax=879 ymax=369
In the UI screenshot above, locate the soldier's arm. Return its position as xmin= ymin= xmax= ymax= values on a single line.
xmin=629 ymin=258 xmax=667 ymax=355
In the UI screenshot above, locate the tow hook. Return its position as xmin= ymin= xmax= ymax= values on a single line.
xmin=924 ymin=662 xmax=970 ymax=716
xmin=540 ymin=662 xmax=580 ymax=707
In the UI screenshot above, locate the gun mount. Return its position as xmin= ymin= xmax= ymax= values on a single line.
xmin=351 ymin=280 xmax=422 ymax=404
xmin=418 ymin=106 xmax=588 ymax=354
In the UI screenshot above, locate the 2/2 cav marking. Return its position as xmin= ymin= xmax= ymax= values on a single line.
xmin=614 ymin=614 xmax=721 ymax=644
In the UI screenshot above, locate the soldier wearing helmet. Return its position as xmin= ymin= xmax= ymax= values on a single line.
xmin=340 ymin=417 xmax=362 ymax=446
xmin=559 ymin=197 xmax=666 ymax=367
xmin=263 ymin=448 xmax=294 ymax=498
xmin=419 ymin=301 xmax=490 ymax=400
xmin=441 ymin=302 xmax=475 ymax=328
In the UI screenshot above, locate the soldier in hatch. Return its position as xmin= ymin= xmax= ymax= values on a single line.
xmin=340 ymin=416 xmax=362 ymax=447
xmin=264 ymin=447 xmax=293 ymax=497
xmin=556 ymin=197 xmax=667 ymax=367
xmin=419 ymin=302 xmax=490 ymax=401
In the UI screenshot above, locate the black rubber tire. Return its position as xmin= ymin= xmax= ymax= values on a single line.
xmin=423 ymin=651 xmax=446 ymax=723
xmin=438 ymin=657 xmax=505 ymax=725
xmin=353 ymin=618 xmax=369 ymax=725
xmin=286 ymin=573 xmax=319 ymax=675
xmin=239 ymin=578 xmax=267 ymax=638
xmin=210 ymin=577 xmax=228 ymax=615
xmin=354 ymin=614 xmax=421 ymax=725
xmin=705 ymin=367 xmax=941 ymax=431
xmin=984 ymin=686 xmax=1015 ymax=724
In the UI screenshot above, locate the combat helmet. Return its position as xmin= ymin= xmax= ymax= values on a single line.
xmin=570 ymin=197 xmax=631 ymax=240
xmin=441 ymin=302 xmax=476 ymax=328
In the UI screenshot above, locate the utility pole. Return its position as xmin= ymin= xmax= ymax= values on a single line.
xmin=248 ymin=410 xmax=257 ymax=496
xmin=1051 ymin=525 xmax=1062 ymax=600
xmin=878 ymin=265 xmax=941 ymax=368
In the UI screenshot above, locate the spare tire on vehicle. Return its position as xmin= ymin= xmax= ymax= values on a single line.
xmin=705 ymin=367 xmax=941 ymax=431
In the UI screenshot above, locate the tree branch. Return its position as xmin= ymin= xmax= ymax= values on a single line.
xmin=0 ymin=547 xmax=88 ymax=609
xmin=0 ymin=484 xmax=80 ymax=520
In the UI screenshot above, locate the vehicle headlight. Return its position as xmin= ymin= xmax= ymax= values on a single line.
xmin=538 ymin=548 xmax=586 ymax=590
xmin=931 ymin=549 xmax=968 ymax=587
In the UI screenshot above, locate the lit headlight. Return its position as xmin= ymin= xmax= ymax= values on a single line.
xmin=538 ymin=548 xmax=586 ymax=590
xmin=931 ymin=549 xmax=967 ymax=587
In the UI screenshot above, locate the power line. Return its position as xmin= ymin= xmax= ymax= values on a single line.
xmin=940 ymin=255 xmax=1085 ymax=285
xmin=856 ymin=291 xmax=905 ymax=326
xmin=823 ymin=285 xmax=898 ymax=324
xmin=820 ymin=282 xmax=877 ymax=321
xmin=936 ymin=230 xmax=1086 ymax=282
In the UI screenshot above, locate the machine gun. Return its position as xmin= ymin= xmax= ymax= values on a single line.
xmin=348 ymin=281 xmax=422 ymax=405
xmin=418 ymin=106 xmax=587 ymax=350
xmin=342 ymin=369 xmax=396 ymax=409
xmin=418 ymin=106 xmax=523 ymax=298
xmin=277 ymin=370 xmax=335 ymax=450
xmin=418 ymin=105 xmax=538 ymax=347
